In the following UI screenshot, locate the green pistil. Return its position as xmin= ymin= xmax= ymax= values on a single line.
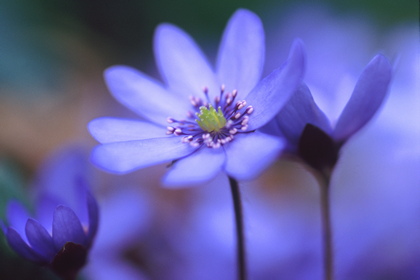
xmin=196 ymin=105 xmax=226 ymax=132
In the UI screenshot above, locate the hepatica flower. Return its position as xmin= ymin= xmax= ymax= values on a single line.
xmin=2 ymin=148 xmax=99 ymax=280
xmin=89 ymin=9 xmax=304 ymax=185
xmin=267 ymin=52 xmax=392 ymax=175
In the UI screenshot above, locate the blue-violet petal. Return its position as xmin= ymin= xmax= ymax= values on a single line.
xmin=91 ymin=137 xmax=196 ymax=174
xmin=333 ymin=54 xmax=392 ymax=141
xmin=86 ymin=190 xmax=99 ymax=246
xmin=154 ymin=23 xmax=219 ymax=99
xmin=274 ymin=83 xmax=332 ymax=151
xmin=6 ymin=201 xmax=31 ymax=239
xmin=6 ymin=227 xmax=46 ymax=263
xmin=246 ymin=39 xmax=305 ymax=130
xmin=104 ymin=66 xmax=190 ymax=125
xmin=89 ymin=118 xmax=166 ymax=144
xmin=52 ymin=205 xmax=87 ymax=251
xmin=25 ymin=218 xmax=56 ymax=261
xmin=163 ymin=147 xmax=225 ymax=187
xmin=216 ymin=9 xmax=264 ymax=99
xmin=225 ymin=132 xmax=285 ymax=180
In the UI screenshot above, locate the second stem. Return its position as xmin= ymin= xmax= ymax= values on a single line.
xmin=319 ymin=174 xmax=333 ymax=280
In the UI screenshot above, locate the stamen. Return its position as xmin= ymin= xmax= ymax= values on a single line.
xmin=241 ymin=116 xmax=249 ymax=126
xmin=232 ymin=89 xmax=238 ymax=98
xmin=236 ymin=100 xmax=246 ymax=110
xmin=229 ymin=128 xmax=238 ymax=135
xmin=167 ymin=86 xmax=253 ymax=149
xmin=167 ymin=127 xmax=175 ymax=134
xmin=174 ymin=128 xmax=183 ymax=136
xmin=246 ymin=106 xmax=254 ymax=114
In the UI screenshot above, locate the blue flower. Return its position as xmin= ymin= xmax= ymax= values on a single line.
xmin=264 ymin=49 xmax=392 ymax=173
xmin=2 ymin=147 xmax=99 ymax=280
xmin=88 ymin=9 xmax=305 ymax=185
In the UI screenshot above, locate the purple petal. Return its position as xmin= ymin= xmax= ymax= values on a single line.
xmin=91 ymin=137 xmax=195 ymax=174
xmin=225 ymin=132 xmax=285 ymax=180
xmin=5 ymin=227 xmax=46 ymax=263
xmin=52 ymin=205 xmax=87 ymax=250
xmin=333 ymin=54 xmax=392 ymax=141
xmin=25 ymin=218 xmax=56 ymax=261
xmin=104 ymin=66 xmax=190 ymax=125
xmin=35 ymin=194 xmax=59 ymax=234
xmin=216 ymin=9 xmax=264 ymax=99
xmin=86 ymin=190 xmax=99 ymax=246
xmin=154 ymin=23 xmax=219 ymax=99
xmin=246 ymin=39 xmax=306 ymax=130
xmin=33 ymin=146 xmax=92 ymax=225
xmin=163 ymin=147 xmax=225 ymax=186
xmin=6 ymin=200 xmax=31 ymax=239
xmin=273 ymin=84 xmax=332 ymax=151
xmin=89 ymin=118 xmax=166 ymax=144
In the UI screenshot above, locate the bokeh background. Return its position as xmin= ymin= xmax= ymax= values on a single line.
xmin=0 ymin=0 xmax=419 ymax=279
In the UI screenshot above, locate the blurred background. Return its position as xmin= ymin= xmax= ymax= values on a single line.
xmin=0 ymin=0 xmax=419 ymax=279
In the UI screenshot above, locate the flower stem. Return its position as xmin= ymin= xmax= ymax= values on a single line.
xmin=228 ymin=176 xmax=247 ymax=280
xmin=318 ymin=173 xmax=334 ymax=280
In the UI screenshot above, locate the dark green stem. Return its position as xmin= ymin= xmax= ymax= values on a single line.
xmin=318 ymin=172 xmax=334 ymax=280
xmin=228 ymin=176 xmax=246 ymax=280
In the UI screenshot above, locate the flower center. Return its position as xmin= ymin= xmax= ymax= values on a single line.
xmin=196 ymin=105 xmax=226 ymax=132
xmin=166 ymin=86 xmax=254 ymax=148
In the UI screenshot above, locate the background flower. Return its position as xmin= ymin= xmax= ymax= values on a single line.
xmin=2 ymin=146 xmax=99 ymax=280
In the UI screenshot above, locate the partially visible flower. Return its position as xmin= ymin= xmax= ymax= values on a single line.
xmin=88 ymin=9 xmax=305 ymax=185
xmin=83 ymin=187 xmax=151 ymax=280
xmin=264 ymin=51 xmax=392 ymax=175
xmin=1 ymin=147 xmax=99 ymax=280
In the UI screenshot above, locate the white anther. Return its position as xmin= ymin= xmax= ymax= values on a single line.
xmin=226 ymin=98 xmax=232 ymax=106
xmin=246 ymin=106 xmax=254 ymax=114
xmin=202 ymin=133 xmax=211 ymax=139
xmin=229 ymin=128 xmax=238 ymax=135
xmin=241 ymin=116 xmax=249 ymax=125
xmin=182 ymin=136 xmax=193 ymax=143
xmin=237 ymin=100 xmax=246 ymax=110
xmin=241 ymin=125 xmax=248 ymax=131
xmin=233 ymin=112 xmax=241 ymax=119
xmin=212 ymin=142 xmax=221 ymax=149
xmin=174 ymin=128 xmax=183 ymax=136
xmin=166 ymin=127 xmax=175 ymax=134
xmin=225 ymin=120 xmax=233 ymax=128
xmin=190 ymin=141 xmax=200 ymax=147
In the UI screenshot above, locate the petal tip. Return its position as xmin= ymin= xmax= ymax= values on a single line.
xmin=371 ymin=53 xmax=392 ymax=76
xmin=288 ymin=38 xmax=306 ymax=67
xmin=104 ymin=65 xmax=130 ymax=82
xmin=232 ymin=8 xmax=260 ymax=22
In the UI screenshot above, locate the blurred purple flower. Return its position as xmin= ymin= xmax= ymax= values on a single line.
xmin=83 ymin=187 xmax=152 ymax=280
xmin=88 ymin=9 xmax=305 ymax=185
xmin=2 ymin=147 xmax=99 ymax=280
xmin=264 ymin=51 xmax=392 ymax=173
